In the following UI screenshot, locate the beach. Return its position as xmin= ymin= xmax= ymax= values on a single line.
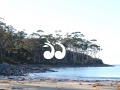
xmin=0 ymin=64 xmax=120 ymax=90
xmin=0 ymin=78 xmax=119 ymax=90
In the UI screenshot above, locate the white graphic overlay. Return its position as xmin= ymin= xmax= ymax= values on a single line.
xmin=54 ymin=43 xmax=66 ymax=59
xmin=43 ymin=42 xmax=66 ymax=59
xmin=43 ymin=42 xmax=55 ymax=59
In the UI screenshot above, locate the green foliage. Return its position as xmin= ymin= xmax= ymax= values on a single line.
xmin=0 ymin=18 xmax=102 ymax=65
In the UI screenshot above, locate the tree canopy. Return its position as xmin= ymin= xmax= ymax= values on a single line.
xmin=0 ymin=18 xmax=102 ymax=65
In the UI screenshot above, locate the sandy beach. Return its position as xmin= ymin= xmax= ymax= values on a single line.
xmin=0 ymin=78 xmax=120 ymax=90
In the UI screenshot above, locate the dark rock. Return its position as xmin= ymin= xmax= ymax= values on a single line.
xmin=0 ymin=64 xmax=54 ymax=76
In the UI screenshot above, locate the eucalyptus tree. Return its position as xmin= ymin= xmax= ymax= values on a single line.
xmin=0 ymin=18 xmax=17 ymax=62
xmin=69 ymin=32 xmax=84 ymax=64
xmin=29 ymin=32 xmax=41 ymax=63
xmin=0 ymin=24 xmax=6 ymax=61
xmin=62 ymin=33 xmax=73 ymax=51
xmin=0 ymin=17 xmax=103 ymax=64
xmin=89 ymin=44 xmax=101 ymax=58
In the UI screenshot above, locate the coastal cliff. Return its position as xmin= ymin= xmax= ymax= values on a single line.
xmin=0 ymin=18 xmax=109 ymax=66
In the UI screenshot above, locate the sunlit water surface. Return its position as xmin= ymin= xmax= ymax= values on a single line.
xmin=28 ymin=65 xmax=120 ymax=80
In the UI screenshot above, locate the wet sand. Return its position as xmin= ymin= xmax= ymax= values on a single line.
xmin=0 ymin=78 xmax=120 ymax=90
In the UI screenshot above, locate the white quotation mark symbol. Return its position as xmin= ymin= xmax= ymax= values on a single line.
xmin=43 ymin=42 xmax=66 ymax=59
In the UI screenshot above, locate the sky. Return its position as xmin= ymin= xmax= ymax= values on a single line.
xmin=0 ymin=0 xmax=120 ymax=64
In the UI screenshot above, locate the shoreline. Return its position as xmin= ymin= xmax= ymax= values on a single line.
xmin=48 ymin=64 xmax=114 ymax=67
xmin=1 ymin=76 xmax=120 ymax=81
xmin=0 ymin=77 xmax=119 ymax=90
xmin=0 ymin=63 xmax=114 ymax=76
xmin=0 ymin=63 xmax=118 ymax=90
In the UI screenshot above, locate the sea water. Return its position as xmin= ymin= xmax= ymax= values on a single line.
xmin=28 ymin=65 xmax=120 ymax=80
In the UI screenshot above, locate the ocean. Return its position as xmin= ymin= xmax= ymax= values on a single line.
xmin=28 ymin=65 xmax=120 ymax=80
